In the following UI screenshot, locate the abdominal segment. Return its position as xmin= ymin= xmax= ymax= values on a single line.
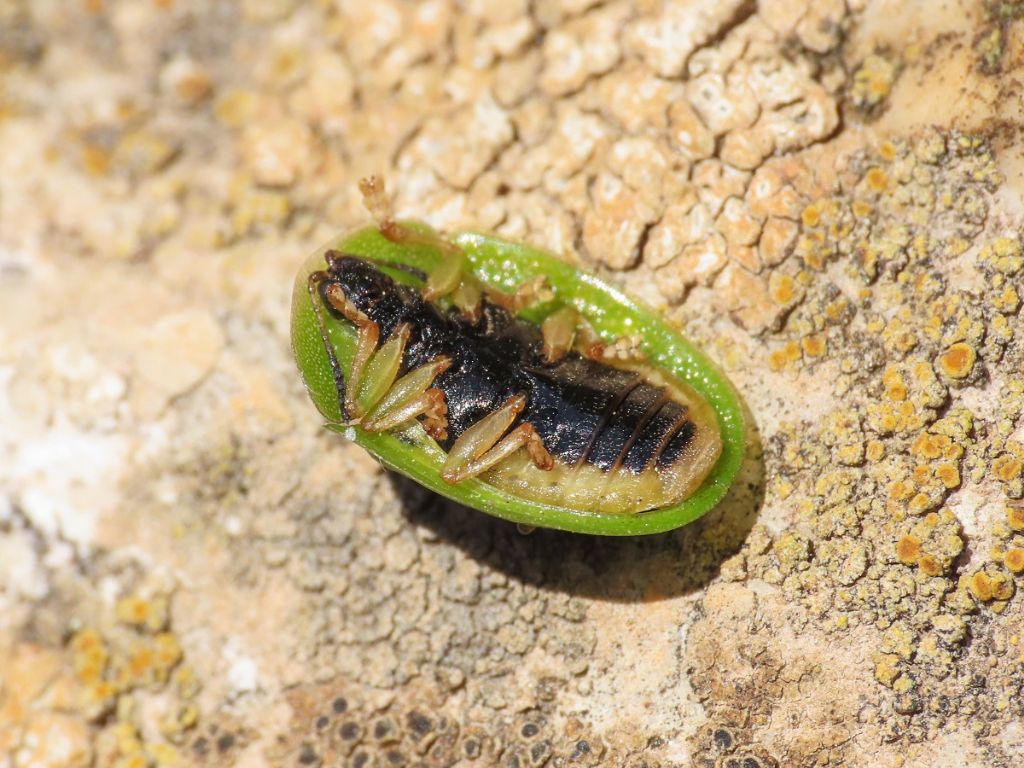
xmin=486 ymin=359 xmax=723 ymax=515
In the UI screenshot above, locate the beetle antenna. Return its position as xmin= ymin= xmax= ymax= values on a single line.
xmin=359 ymin=175 xmax=407 ymax=244
xmin=359 ymin=175 xmax=463 ymax=258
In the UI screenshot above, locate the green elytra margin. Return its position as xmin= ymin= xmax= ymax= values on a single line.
xmin=291 ymin=224 xmax=746 ymax=536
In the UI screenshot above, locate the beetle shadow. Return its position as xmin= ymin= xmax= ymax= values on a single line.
xmin=390 ymin=405 xmax=765 ymax=603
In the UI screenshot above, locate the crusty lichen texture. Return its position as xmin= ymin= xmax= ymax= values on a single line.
xmin=2 ymin=0 xmax=1023 ymax=766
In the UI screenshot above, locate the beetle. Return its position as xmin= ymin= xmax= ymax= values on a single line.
xmin=291 ymin=178 xmax=745 ymax=535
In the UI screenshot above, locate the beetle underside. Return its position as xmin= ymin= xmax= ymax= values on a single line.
xmin=306 ymin=178 xmax=723 ymax=515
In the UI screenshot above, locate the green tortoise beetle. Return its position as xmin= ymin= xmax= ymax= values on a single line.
xmin=290 ymin=178 xmax=745 ymax=536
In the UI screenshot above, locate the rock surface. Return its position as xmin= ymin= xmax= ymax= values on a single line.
xmin=2 ymin=0 xmax=1024 ymax=766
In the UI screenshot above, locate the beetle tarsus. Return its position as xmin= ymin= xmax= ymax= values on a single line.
xmin=523 ymin=422 xmax=555 ymax=471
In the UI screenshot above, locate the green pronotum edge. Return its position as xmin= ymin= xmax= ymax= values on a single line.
xmin=290 ymin=224 xmax=746 ymax=536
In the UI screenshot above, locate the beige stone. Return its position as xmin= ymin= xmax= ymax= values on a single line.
xmin=716 ymin=262 xmax=777 ymax=332
xmin=759 ymin=216 xmax=800 ymax=267
xmin=720 ymin=125 xmax=776 ymax=170
xmin=716 ymin=197 xmax=763 ymax=247
xmin=641 ymin=192 xmax=700 ymax=269
xmin=581 ymin=173 xmax=659 ymax=270
xmin=539 ymin=3 xmax=627 ymax=96
xmin=159 ymin=57 xmax=213 ymax=106
xmin=667 ymin=99 xmax=716 ymax=161
xmin=624 ymin=0 xmax=752 ymax=77
xmin=15 ymin=713 xmax=92 ymax=768
xmin=796 ymin=0 xmax=847 ymax=53
xmin=132 ymin=309 xmax=225 ymax=415
xmin=687 ymin=73 xmax=760 ymax=136
xmin=288 ymin=52 xmax=354 ymax=125
xmin=240 ymin=118 xmax=314 ymax=187
xmin=655 ymin=231 xmax=728 ymax=302
xmin=747 ymin=164 xmax=803 ymax=220
xmin=415 ymin=94 xmax=514 ymax=189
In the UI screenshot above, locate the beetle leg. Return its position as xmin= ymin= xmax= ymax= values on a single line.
xmin=322 ymin=282 xmax=379 ymax=419
xmin=441 ymin=394 xmax=553 ymax=483
xmin=572 ymin=315 xmax=646 ymax=363
xmin=364 ymin=388 xmax=449 ymax=439
xmin=421 ymin=248 xmax=466 ymax=302
xmin=487 ymin=275 xmax=554 ymax=314
xmin=356 ymin=323 xmax=411 ymax=414
xmin=362 ymin=356 xmax=452 ymax=439
xmin=596 ymin=334 xmax=646 ymax=362
xmin=359 ymin=175 xmax=480 ymax=311
xmin=541 ymin=306 xmax=580 ymax=363
xmin=451 ymin=279 xmax=483 ymax=321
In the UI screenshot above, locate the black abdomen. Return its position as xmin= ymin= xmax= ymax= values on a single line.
xmin=324 ymin=256 xmax=699 ymax=474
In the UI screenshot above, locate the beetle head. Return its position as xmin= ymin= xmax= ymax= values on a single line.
xmin=323 ymin=252 xmax=394 ymax=312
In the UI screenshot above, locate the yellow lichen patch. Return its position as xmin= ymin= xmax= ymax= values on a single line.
xmin=979 ymin=235 xmax=1024 ymax=274
xmin=852 ymin=199 xmax=873 ymax=218
xmin=836 ymin=444 xmax=863 ymax=465
xmin=173 ymin=665 xmax=202 ymax=699
xmin=908 ymin=492 xmax=934 ymax=514
xmin=992 ymin=284 xmax=1020 ymax=313
xmin=866 ymin=440 xmax=886 ymax=462
xmin=768 ymin=340 xmax=802 ymax=371
xmin=160 ymin=703 xmax=200 ymax=741
xmin=937 ymin=343 xmax=975 ymax=379
xmin=865 ymin=167 xmax=889 ymax=192
xmin=801 ymin=202 xmax=822 ymax=228
xmin=992 ymin=454 xmax=1022 ymax=482
xmin=1005 ymin=549 xmax=1024 ymax=574
xmin=969 ymin=571 xmax=994 ymax=601
xmin=769 ymin=272 xmax=802 ymax=306
xmin=70 ymin=629 xmax=109 ymax=685
xmin=896 ymin=535 xmax=921 ymax=565
xmin=214 ymin=88 xmax=259 ymax=127
xmin=889 ymin=480 xmax=914 ymax=502
xmin=147 ymin=742 xmax=184 ymax=766
xmin=911 ymin=433 xmax=947 ymax=460
xmin=911 ymin=464 xmax=931 ymax=486
xmin=801 ymin=333 xmax=827 ymax=358
xmin=969 ymin=569 xmax=1015 ymax=604
xmin=873 ymin=653 xmax=901 ymax=688
xmin=773 ymin=532 xmax=811 ymax=573
xmin=883 ymin=367 xmax=908 ymax=401
xmin=116 ymin=596 xmax=169 ymax=633
xmin=125 ymin=644 xmax=157 ymax=686
xmin=851 ymin=54 xmax=898 ymax=114
xmin=879 ymin=141 xmax=898 ymax=162
xmin=81 ymin=142 xmax=112 ymax=176
xmin=84 ymin=676 xmax=117 ymax=703
xmin=935 ymin=463 xmax=960 ymax=489
xmin=918 ymin=555 xmax=944 ymax=577
xmin=1008 ymin=505 xmax=1024 ymax=531
xmin=153 ymin=634 xmax=183 ymax=677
